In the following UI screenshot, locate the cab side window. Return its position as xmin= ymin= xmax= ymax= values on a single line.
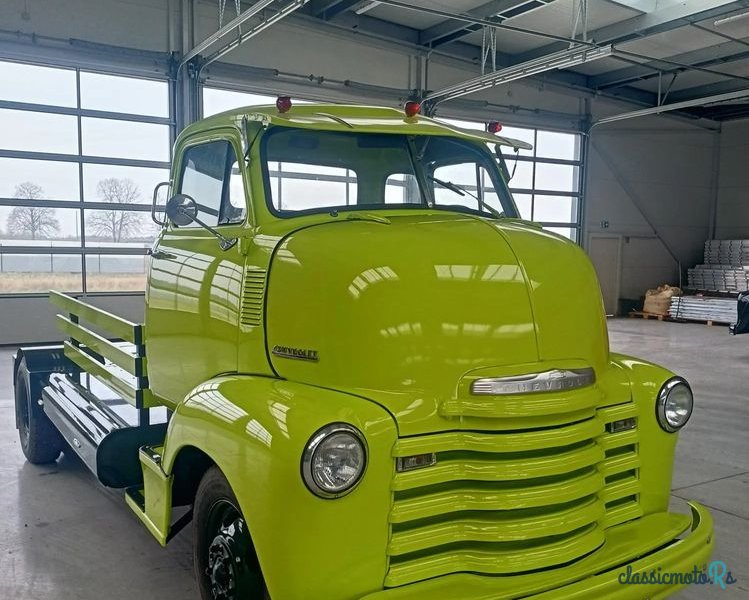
xmin=178 ymin=140 xmax=246 ymax=227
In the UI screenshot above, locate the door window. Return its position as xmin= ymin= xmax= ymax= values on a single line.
xmin=178 ymin=140 xmax=246 ymax=226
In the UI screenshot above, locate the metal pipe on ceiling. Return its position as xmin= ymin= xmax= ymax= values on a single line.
xmin=181 ymin=0 xmax=309 ymax=68
xmin=426 ymin=45 xmax=614 ymax=105
xmin=370 ymin=0 xmax=598 ymax=48
xmin=593 ymin=88 xmax=749 ymax=125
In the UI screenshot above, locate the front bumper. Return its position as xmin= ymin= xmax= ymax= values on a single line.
xmin=361 ymin=502 xmax=713 ymax=600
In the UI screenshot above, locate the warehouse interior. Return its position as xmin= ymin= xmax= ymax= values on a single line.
xmin=0 ymin=1 xmax=748 ymax=599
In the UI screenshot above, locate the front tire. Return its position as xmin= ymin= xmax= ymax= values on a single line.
xmin=193 ymin=466 xmax=269 ymax=600
xmin=15 ymin=360 xmax=63 ymax=464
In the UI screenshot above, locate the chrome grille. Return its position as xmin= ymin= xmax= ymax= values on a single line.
xmin=387 ymin=391 xmax=641 ymax=588
xmin=240 ymin=269 xmax=267 ymax=327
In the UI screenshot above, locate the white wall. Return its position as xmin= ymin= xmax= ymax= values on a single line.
xmin=0 ymin=294 xmax=145 ymax=346
xmin=584 ymin=122 xmax=717 ymax=306
xmin=715 ymin=118 xmax=749 ymax=240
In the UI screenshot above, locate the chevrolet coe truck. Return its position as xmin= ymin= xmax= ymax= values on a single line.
xmin=13 ymin=100 xmax=712 ymax=600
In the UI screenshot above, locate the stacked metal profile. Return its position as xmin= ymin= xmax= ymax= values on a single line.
xmin=669 ymin=296 xmax=738 ymax=324
xmin=687 ymin=240 xmax=749 ymax=292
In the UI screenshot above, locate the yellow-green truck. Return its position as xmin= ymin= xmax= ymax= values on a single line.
xmin=13 ymin=101 xmax=712 ymax=600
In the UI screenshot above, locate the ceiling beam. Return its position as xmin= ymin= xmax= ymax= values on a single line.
xmin=314 ymin=0 xmax=362 ymax=20
xmin=514 ymin=0 xmax=749 ymax=63
xmin=418 ymin=0 xmax=538 ymax=47
xmin=591 ymin=40 xmax=749 ymax=89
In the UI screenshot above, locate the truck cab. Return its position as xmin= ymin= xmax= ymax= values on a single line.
xmin=14 ymin=101 xmax=712 ymax=600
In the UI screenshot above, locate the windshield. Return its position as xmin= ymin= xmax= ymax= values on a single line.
xmin=260 ymin=128 xmax=518 ymax=219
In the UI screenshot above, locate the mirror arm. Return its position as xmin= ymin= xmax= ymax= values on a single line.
xmin=179 ymin=209 xmax=238 ymax=251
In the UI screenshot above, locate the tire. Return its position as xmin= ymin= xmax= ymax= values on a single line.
xmin=15 ymin=361 xmax=64 ymax=465
xmin=193 ymin=466 xmax=269 ymax=600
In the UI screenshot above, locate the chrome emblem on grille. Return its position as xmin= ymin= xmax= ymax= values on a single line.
xmin=272 ymin=345 xmax=319 ymax=362
xmin=471 ymin=368 xmax=595 ymax=395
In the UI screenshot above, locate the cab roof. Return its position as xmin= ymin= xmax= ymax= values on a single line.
xmin=191 ymin=103 xmax=533 ymax=151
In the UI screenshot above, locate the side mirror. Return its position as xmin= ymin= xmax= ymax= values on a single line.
xmin=151 ymin=181 xmax=171 ymax=226
xmin=166 ymin=194 xmax=198 ymax=227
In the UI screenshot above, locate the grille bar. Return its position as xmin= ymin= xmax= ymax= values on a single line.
xmin=394 ymin=417 xmax=604 ymax=456
xmin=388 ymin=496 xmax=605 ymax=556
xmin=390 ymin=468 xmax=605 ymax=523
xmin=393 ymin=441 xmax=605 ymax=490
xmin=385 ymin=524 xmax=606 ymax=587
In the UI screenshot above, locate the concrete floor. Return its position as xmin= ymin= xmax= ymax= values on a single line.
xmin=0 ymin=318 xmax=747 ymax=599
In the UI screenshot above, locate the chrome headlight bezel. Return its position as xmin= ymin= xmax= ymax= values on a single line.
xmin=301 ymin=423 xmax=367 ymax=499
xmin=656 ymin=377 xmax=694 ymax=433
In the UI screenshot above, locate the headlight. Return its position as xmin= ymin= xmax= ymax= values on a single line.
xmin=301 ymin=423 xmax=367 ymax=498
xmin=656 ymin=377 xmax=693 ymax=432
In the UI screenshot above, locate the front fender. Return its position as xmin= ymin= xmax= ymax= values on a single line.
xmin=161 ymin=376 xmax=398 ymax=600
xmin=610 ymin=353 xmax=681 ymax=516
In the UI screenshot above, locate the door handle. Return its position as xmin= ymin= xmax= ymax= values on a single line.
xmin=148 ymin=249 xmax=176 ymax=260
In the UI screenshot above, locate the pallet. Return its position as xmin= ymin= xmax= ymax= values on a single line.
xmin=668 ymin=316 xmax=729 ymax=327
xmin=628 ymin=311 xmax=669 ymax=321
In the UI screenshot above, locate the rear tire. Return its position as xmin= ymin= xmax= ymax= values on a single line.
xmin=15 ymin=360 xmax=64 ymax=464
xmin=193 ymin=466 xmax=270 ymax=600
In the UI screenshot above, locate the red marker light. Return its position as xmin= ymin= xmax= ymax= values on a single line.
xmin=404 ymin=101 xmax=421 ymax=117
xmin=487 ymin=121 xmax=502 ymax=133
xmin=276 ymin=96 xmax=292 ymax=113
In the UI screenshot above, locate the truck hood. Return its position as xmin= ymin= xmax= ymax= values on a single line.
xmin=265 ymin=213 xmax=610 ymax=435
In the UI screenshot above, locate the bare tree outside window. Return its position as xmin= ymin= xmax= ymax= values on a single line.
xmin=88 ymin=178 xmax=143 ymax=242
xmin=6 ymin=182 xmax=60 ymax=240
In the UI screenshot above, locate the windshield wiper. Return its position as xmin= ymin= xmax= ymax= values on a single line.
xmin=428 ymin=176 xmax=505 ymax=219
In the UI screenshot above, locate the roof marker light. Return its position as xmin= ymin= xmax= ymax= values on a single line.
xmin=487 ymin=121 xmax=502 ymax=133
xmin=276 ymin=96 xmax=292 ymax=113
xmin=404 ymin=101 xmax=421 ymax=118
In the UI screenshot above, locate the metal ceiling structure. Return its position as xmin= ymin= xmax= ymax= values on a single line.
xmin=287 ymin=0 xmax=749 ymax=122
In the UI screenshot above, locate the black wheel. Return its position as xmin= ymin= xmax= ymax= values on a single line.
xmin=15 ymin=360 xmax=64 ymax=464
xmin=194 ymin=466 xmax=269 ymax=600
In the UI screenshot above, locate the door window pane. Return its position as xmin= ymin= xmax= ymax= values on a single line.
xmin=535 ymin=130 xmax=579 ymax=160
xmin=84 ymin=208 xmax=157 ymax=247
xmin=228 ymin=161 xmax=246 ymax=221
xmin=513 ymin=194 xmax=532 ymax=220
xmin=85 ymin=254 xmax=148 ymax=291
xmin=0 ymin=61 xmax=77 ymax=107
xmin=544 ymin=227 xmax=577 ymax=242
xmin=534 ymin=163 xmax=579 ymax=193
xmin=533 ymin=195 xmax=578 ymax=223
xmin=0 ymin=109 xmax=78 ymax=154
xmin=0 ymin=206 xmax=81 ymax=245
xmin=80 ymin=72 xmax=169 ymax=117
xmin=499 ymin=126 xmax=534 ymax=157
xmin=81 ymin=117 xmax=170 ymax=161
xmin=0 ymin=253 xmax=82 ymax=292
xmin=179 ymin=141 xmax=243 ymax=226
xmin=203 ymin=89 xmax=277 ymax=117
xmin=83 ymin=164 xmax=170 ymax=204
xmin=507 ymin=160 xmax=533 ymax=190
xmin=0 ymin=159 xmax=80 ymax=201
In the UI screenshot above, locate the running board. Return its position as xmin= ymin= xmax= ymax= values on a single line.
xmin=42 ymin=372 xmax=167 ymax=488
